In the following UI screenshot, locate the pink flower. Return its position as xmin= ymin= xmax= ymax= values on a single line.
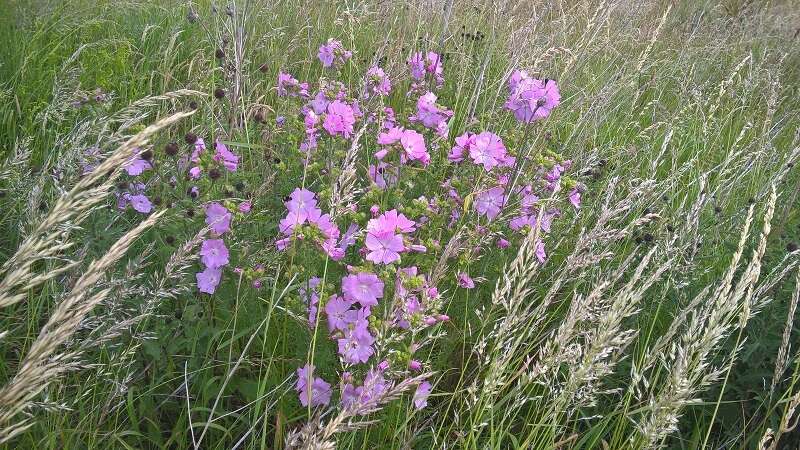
xmin=505 ymin=71 xmax=561 ymax=123
xmin=413 ymin=381 xmax=432 ymax=409
xmin=474 ymin=186 xmax=506 ymax=221
xmin=338 ymin=321 xmax=375 ymax=364
xmin=449 ymin=132 xmax=476 ymax=163
xmin=188 ymin=166 xmax=202 ymax=179
xmin=367 ymin=209 xmax=416 ymax=235
xmin=400 ymin=130 xmax=429 ymax=165
xmin=341 ymin=272 xmax=384 ymax=307
xmin=124 ymin=156 xmax=151 ymax=176
xmin=569 ymin=189 xmax=581 ymax=209
xmin=325 ymin=294 xmax=353 ymax=332
xmin=196 ymin=266 xmax=222 ymax=294
xmin=409 ymin=360 xmax=422 ymax=371
xmin=296 ymin=364 xmax=332 ymax=407
xmin=535 ymin=239 xmax=547 ymax=263
xmin=408 ymin=51 xmax=444 ymax=86
xmin=365 ymin=65 xmax=391 ymax=97
xmin=318 ymin=38 xmax=351 ymax=68
xmin=457 ymin=272 xmax=475 ymax=289
xmin=205 ymin=202 xmax=232 ymax=234
xmin=365 ymin=231 xmax=404 ymax=265
xmin=497 ymin=238 xmax=510 ymax=249
xmin=213 ymin=139 xmax=239 ymax=171
xmin=238 ymin=201 xmax=251 ymax=213
xmin=277 ymin=71 xmax=309 ymax=98
xmin=200 ymin=239 xmax=229 ymax=269
xmin=128 ymin=194 xmax=153 ymax=214
xmin=469 ymin=132 xmax=507 ymax=171
xmin=410 ymin=92 xmax=452 ymax=131
xmin=323 ymin=100 xmax=356 ymax=138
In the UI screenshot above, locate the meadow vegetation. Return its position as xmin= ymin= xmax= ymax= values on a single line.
xmin=0 ymin=0 xmax=799 ymax=448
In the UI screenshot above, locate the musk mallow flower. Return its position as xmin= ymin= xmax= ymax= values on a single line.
xmin=469 ymin=131 xmax=508 ymax=171
xmin=205 ymin=202 xmax=232 ymax=234
xmin=196 ymin=266 xmax=222 ymax=294
xmin=408 ymin=51 xmax=444 ymax=86
xmin=323 ymin=100 xmax=356 ymax=138
xmin=367 ymin=209 xmax=416 ymax=235
xmin=277 ymin=71 xmax=309 ymax=98
xmin=410 ymin=92 xmax=453 ymax=131
xmin=448 ymin=132 xmax=476 ymax=163
xmin=413 ymin=381 xmax=432 ymax=409
xmin=318 ymin=38 xmax=352 ymax=68
xmin=128 ymin=194 xmax=153 ymax=214
xmin=341 ymin=272 xmax=384 ymax=307
xmin=505 ymin=71 xmax=561 ymax=123
xmin=457 ymin=272 xmax=475 ymax=289
xmin=199 ymin=239 xmax=230 ymax=269
xmin=376 ymin=127 xmax=430 ymax=166
xmin=365 ymin=231 xmax=404 ymax=265
xmin=338 ymin=321 xmax=375 ymax=364
xmin=325 ymin=294 xmax=353 ymax=332
xmin=213 ymin=139 xmax=239 ymax=171
xmin=474 ymin=186 xmax=506 ymax=220
xmin=365 ymin=65 xmax=391 ymax=97
xmin=569 ymin=188 xmax=581 ymax=209
xmin=124 ymin=155 xmax=152 ymax=176
xmin=296 ymin=364 xmax=332 ymax=407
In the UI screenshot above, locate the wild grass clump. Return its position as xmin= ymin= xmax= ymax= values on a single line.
xmin=0 ymin=0 xmax=798 ymax=448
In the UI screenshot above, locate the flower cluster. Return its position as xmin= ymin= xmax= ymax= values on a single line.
xmin=276 ymin=188 xmax=348 ymax=260
xmin=409 ymin=92 xmax=452 ymax=138
xmin=196 ymin=201 xmax=233 ymax=293
xmin=408 ymin=51 xmax=444 ymax=90
xmin=364 ymin=65 xmax=391 ymax=98
xmin=505 ymin=70 xmax=561 ymax=123
xmin=116 ymin=150 xmax=154 ymax=214
xmin=318 ymin=39 xmax=352 ymax=69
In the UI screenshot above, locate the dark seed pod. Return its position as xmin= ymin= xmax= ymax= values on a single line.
xmin=643 ymin=233 xmax=654 ymax=243
xmin=214 ymin=88 xmax=226 ymax=99
xmin=186 ymin=208 xmax=195 ymax=218
xmin=140 ymin=149 xmax=153 ymax=160
xmin=273 ymin=157 xmax=281 ymax=164
xmin=714 ymin=206 xmax=722 ymax=213
xmin=788 ymin=242 xmax=798 ymax=252
xmin=185 ymin=132 xmax=198 ymax=144
xmin=259 ymin=63 xmax=269 ymax=73
xmin=117 ymin=181 xmax=129 ymax=190
xmin=165 ymin=141 xmax=179 ymax=156
xmin=153 ymin=196 xmax=162 ymax=206
xmin=747 ymin=197 xmax=755 ymax=205
xmin=215 ymin=48 xmax=225 ymax=59
xmin=254 ymin=110 xmax=265 ymax=123
xmin=189 ymin=100 xmax=198 ymax=110
xmin=209 ymin=168 xmax=222 ymax=180
xmin=235 ymin=181 xmax=245 ymax=192
xmin=666 ymin=224 xmax=675 ymax=232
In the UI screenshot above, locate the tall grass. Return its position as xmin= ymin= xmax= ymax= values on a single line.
xmin=0 ymin=0 xmax=798 ymax=448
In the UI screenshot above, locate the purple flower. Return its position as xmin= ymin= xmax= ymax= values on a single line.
xmin=569 ymin=189 xmax=581 ymax=209
xmin=410 ymin=92 xmax=452 ymax=131
xmin=497 ymin=238 xmax=510 ymax=249
xmin=365 ymin=231 xmax=404 ymax=265
xmin=196 ymin=266 xmax=222 ymax=294
xmin=413 ymin=381 xmax=432 ymax=410
xmin=200 ymin=239 xmax=230 ymax=269
xmin=535 ymin=239 xmax=547 ymax=263
xmin=124 ymin=156 xmax=152 ymax=176
xmin=296 ymin=364 xmax=332 ymax=407
xmin=469 ymin=132 xmax=507 ymax=171
xmin=341 ymin=272 xmax=384 ymax=307
xmin=277 ymin=71 xmax=309 ymax=98
xmin=323 ymin=100 xmax=356 ymax=138
xmin=128 ymin=194 xmax=153 ymax=214
xmin=505 ymin=71 xmax=561 ymax=123
xmin=474 ymin=186 xmax=506 ymax=220
xmin=457 ymin=272 xmax=475 ymax=289
xmin=318 ymin=39 xmax=351 ymax=68
xmin=205 ymin=202 xmax=232 ymax=235
xmin=325 ymin=295 xmax=353 ymax=332
xmin=365 ymin=65 xmax=391 ymax=97
xmin=449 ymin=132 xmax=476 ymax=163
xmin=189 ymin=166 xmax=202 ymax=179
xmin=400 ymin=129 xmax=430 ymax=165
xmin=338 ymin=321 xmax=375 ymax=364
xmin=408 ymin=51 xmax=444 ymax=87
xmin=239 ymin=201 xmax=252 ymax=213
xmin=367 ymin=209 xmax=416 ymax=235
xmin=213 ymin=140 xmax=239 ymax=171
